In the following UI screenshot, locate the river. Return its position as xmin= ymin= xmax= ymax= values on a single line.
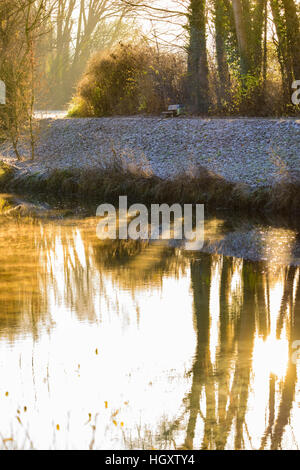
xmin=0 ymin=211 xmax=299 ymax=449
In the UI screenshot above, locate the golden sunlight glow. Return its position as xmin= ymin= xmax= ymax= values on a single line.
xmin=0 ymin=219 xmax=299 ymax=449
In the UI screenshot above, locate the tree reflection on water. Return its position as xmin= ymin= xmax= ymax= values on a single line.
xmin=0 ymin=216 xmax=299 ymax=449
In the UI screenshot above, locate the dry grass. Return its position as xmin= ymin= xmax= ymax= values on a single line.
xmin=0 ymin=159 xmax=300 ymax=215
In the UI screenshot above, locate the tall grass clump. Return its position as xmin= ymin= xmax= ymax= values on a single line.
xmin=68 ymin=43 xmax=186 ymax=117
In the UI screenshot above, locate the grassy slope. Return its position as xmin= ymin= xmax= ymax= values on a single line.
xmin=0 ymin=161 xmax=299 ymax=215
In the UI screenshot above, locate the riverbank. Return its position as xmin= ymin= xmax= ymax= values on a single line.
xmin=0 ymin=116 xmax=300 ymax=213
xmin=1 ymin=159 xmax=300 ymax=216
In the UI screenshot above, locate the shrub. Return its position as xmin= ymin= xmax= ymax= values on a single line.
xmin=68 ymin=43 xmax=186 ymax=117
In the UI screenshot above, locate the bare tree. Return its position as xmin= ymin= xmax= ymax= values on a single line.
xmin=38 ymin=0 xmax=145 ymax=107
xmin=0 ymin=0 xmax=55 ymax=159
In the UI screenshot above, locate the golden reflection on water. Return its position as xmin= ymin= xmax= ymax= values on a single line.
xmin=0 ymin=217 xmax=299 ymax=449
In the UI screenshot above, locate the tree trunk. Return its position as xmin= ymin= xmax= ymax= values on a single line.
xmin=214 ymin=0 xmax=231 ymax=106
xmin=187 ymin=0 xmax=209 ymax=113
xmin=282 ymin=0 xmax=300 ymax=80
xmin=232 ymin=0 xmax=250 ymax=75
xmin=252 ymin=0 xmax=266 ymax=75
xmin=270 ymin=0 xmax=293 ymax=100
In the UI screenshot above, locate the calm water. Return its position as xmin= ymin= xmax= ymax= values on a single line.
xmin=0 ymin=214 xmax=300 ymax=450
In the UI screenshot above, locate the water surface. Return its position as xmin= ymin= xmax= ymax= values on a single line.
xmin=0 ymin=214 xmax=299 ymax=450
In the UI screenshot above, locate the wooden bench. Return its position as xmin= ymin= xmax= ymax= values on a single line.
xmin=162 ymin=104 xmax=184 ymax=118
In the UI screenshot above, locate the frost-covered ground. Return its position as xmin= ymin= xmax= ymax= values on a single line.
xmin=1 ymin=116 xmax=300 ymax=187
